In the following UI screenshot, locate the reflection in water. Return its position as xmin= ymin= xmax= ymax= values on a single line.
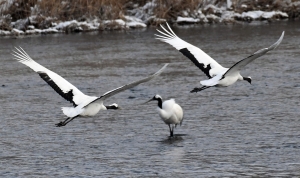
xmin=159 ymin=135 xmax=185 ymax=145
xmin=0 ymin=20 xmax=300 ymax=177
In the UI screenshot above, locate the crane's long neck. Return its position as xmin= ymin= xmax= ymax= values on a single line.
xmin=157 ymin=98 xmax=163 ymax=109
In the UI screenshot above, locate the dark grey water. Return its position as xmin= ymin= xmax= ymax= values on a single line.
xmin=0 ymin=20 xmax=300 ymax=177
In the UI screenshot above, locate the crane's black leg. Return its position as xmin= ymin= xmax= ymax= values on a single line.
xmin=56 ymin=117 xmax=71 ymax=127
xmin=62 ymin=116 xmax=78 ymax=126
xmin=56 ymin=116 xmax=78 ymax=127
xmin=168 ymin=124 xmax=174 ymax=137
xmin=190 ymin=86 xmax=211 ymax=93
xmin=171 ymin=125 xmax=174 ymax=137
xmin=168 ymin=124 xmax=173 ymax=137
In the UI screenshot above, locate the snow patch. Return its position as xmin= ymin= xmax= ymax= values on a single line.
xmin=0 ymin=30 xmax=11 ymax=36
xmin=126 ymin=21 xmax=147 ymax=28
xmin=124 ymin=16 xmax=147 ymax=28
xmin=12 ymin=28 xmax=24 ymax=35
xmin=177 ymin=16 xmax=200 ymax=23
xmin=241 ymin=4 xmax=248 ymax=8
xmin=261 ymin=11 xmax=288 ymax=19
xmin=241 ymin=11 xmax=265 ymax=19
xmin=55 ymin=20 xmax=78 ymax=30
xmin=206 ymin=14 xmax=220 ymax=22
xmin=241 ymin=10 xmax=289 ymax=20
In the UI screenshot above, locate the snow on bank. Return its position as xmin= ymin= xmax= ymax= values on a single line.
xmin=177 ymin=17 xmax=200 ymax=23
xmin=0 ymin=16 xmax=148 ymax=36
xmin=174 ymin=9 xmax=288 ymax=24
xmin=238 ymin=11 xmax=288 ymax=21
xmin=0 ymin=0 xmax=292 ymax=36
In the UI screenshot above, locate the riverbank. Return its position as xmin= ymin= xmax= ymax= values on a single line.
xmin=0 ymin=0 xmax=299 ymax=36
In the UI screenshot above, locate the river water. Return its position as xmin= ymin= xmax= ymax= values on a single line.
xmin=0 ymin=20 xmax=299 ymax=177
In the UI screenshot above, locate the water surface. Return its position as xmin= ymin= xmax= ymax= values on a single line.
xmin=0 ymin=21 xmax=300 ymax=177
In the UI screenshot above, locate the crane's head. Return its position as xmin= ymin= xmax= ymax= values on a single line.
xmin=144 ymin=94 xmax=162 ymax=104
xmin=152 ymin=94 xmax=162 ymax=101
xmin=243 ymin=76 xmax=252 ymax=84
xmin=105 ymin=103 xmax=119 ymax=110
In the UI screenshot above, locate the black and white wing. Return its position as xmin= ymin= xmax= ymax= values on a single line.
xmin=12 ymin=47 xmax=90 ymax=107
xmin=223 ymin=31 xmax=285 ymax=78
xmin=98 ymin=63 xmax=169 ymax=101
xmin=155 ymin=22 xmax=226 ymax=78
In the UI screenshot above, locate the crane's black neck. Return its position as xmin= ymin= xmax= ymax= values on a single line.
xmin=156 ymin=98 xmax=163 ymax=109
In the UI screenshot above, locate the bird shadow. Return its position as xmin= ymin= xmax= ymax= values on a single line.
xmin=159 ymin=134 xmax=187 ymax=145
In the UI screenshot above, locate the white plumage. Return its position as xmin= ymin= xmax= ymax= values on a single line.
xmin=12 ymin=47 xmax=168 ymax=127
xmin=146 ymin=95 xmax=183 ymax=137
xmin=155 ymin=22 xmax=284 ymax=92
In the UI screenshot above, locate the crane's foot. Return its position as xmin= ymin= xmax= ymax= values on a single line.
xmin=190 ymin=87 xmax=203 ymax=93
xmin=55 ymin=121 xmax=66 ymax=127
xmin=190 ymin=86 xmax=211 ymax=93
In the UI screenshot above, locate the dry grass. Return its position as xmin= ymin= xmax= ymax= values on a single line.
xmin=0 ymin=0 xmax=299 ymax=31
xmin=152 ymin=0 xmax=204 ymax=25
xmin=235 ymin=0 xmax=291 ymax=12
xmin=37 ymin=0 xmax=130 ymax=20
xmin=3 ymin=0 xmax=36 ymax=21
xmin=1 ymin=0 xmax=131 ymax=21
xmin=0 ymin=15 xmax=12 ymax=31
xmin=0 ymin=0 xmax=208 ymax=28
xmin=1 ymin=0 xmax=206 ymax=22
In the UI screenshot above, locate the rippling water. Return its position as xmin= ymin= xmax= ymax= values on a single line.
xmin=0 ymin=21 xmax=300 ymax=177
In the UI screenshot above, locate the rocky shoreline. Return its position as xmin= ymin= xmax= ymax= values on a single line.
xmin=0 ymin=0 xmax=299 ymax=36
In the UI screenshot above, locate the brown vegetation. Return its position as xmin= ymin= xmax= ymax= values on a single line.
xmin=0 ymin=0 xmax=137 ymax=30
xmin=152 ymin=0 xmax=203 ymax=24
xmin=40 ymin=0 xmax=129 ymax=20
xmin=2 ymin=0 xmax=119 ymax=20
xmin=1 ymin=0 xmax=299 ymax=23
xmin=0 ymin=0 xmax=299 ymax=33
xmin=2 ymin=0 xmax=131 ymax=21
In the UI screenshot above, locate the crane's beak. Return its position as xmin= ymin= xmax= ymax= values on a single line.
xmin=143 ymin=98 xmax=154 ymax=105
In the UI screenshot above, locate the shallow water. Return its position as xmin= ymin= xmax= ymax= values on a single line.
xmin=0 ymin=20 xmax=300 ymax=177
